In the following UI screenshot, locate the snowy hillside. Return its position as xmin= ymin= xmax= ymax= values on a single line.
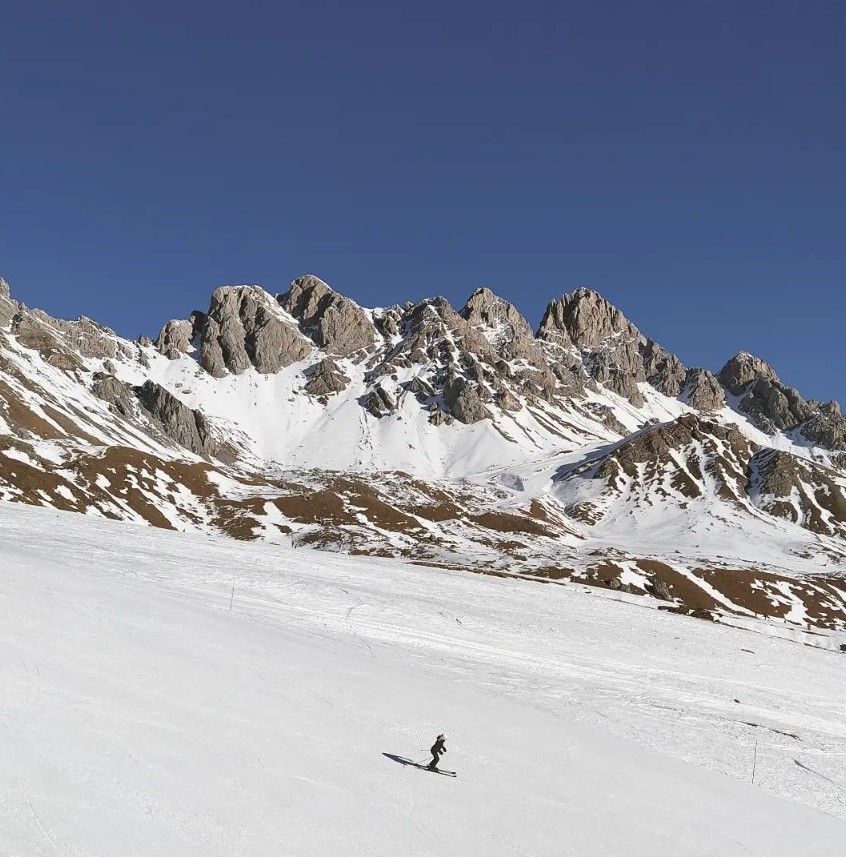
xmin=1 ymin=274 xmax=846 ymax=630
xmin=1 ymin=502 xmax=844 ymax=856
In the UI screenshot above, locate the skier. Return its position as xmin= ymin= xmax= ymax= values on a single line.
xmin=428 ymin=734 xmax=447 ymax=771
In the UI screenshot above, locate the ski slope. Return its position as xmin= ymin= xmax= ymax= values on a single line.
xmin=1 ymin=503 xmax=844 ymax=856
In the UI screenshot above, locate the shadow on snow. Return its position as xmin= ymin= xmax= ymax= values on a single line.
xmin=382 ymin=753 xmax=456 ymax=777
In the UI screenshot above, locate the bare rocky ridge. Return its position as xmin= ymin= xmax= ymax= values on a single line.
xmin=136 ymin=380 xmax=220 ymax=458
xmin=193 ymin=285 xmax=314 ymax=377
xmin=92 ymin=373 xmax=136 ymax=418
xmin=155 ymin=319 xmax=194 ymax=359
xmin=682 ymin=368 xmax=726 ymax=412
xmin=558 ymin=414 xmax=759 ymax=517
xmin=279 ymin=275 xmax=375 ymax=356
xmin=750 ymin=448 xmax=846 ymax=538
xmin=536 ymin=288 xmax=728 ymax=412
xmin=718 ymin=351 xmax=846 ymax=448
xmin=0 ymin=279 xmax=19 ymax=328
xmin=460 ymin=287 xmax=548 ymax=368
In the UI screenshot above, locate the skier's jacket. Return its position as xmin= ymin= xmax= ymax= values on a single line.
xmin=431 ymin=736 xmax=446 ymax=756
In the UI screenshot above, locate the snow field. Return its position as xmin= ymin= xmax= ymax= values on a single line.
xmin=1 ymin=502 xmax=845 ymax=856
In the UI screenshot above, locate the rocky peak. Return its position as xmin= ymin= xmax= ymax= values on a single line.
xmin=716 ymin=350 xmax=846 ymax=448
xmin=195 ymin=285 xmax=312 ymax=377
xmin=717 ymin=351 xmax=780 ymax=395
xmin=154 ymin=319 xmax=195 ymax=360
xmin=536 ymin=288 xmax=701 ymax=407
xmin=537 ymin=287 xmax=638 ymax=349
xmin=377 ymin=297 xmax=498 ymax=373
xmin=537 ymin=290 xmax=646 ymax=405
xmin=460 ymin=288 xmax=546 ymax=367
xmin=682 ymin=368 xmax=725 ymax=413
xmin=278 ymin=274 xmax=375 ymax=357
xmin=461 ymin=288 xmax=533 ymax=337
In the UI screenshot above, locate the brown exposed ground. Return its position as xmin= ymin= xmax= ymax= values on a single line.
xmin=1 ymin=431 xmax=845 ymax=631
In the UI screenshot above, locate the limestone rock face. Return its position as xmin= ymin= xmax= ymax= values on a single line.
xmin=251 ymin=317 xmax=311 ymax=374
xmin=6 ymin=289 xmax=129 ymax=370
xmin=751 ymin=448 xmax=846 ymax=536
xmin=538 ymin=289 xmax=648 ymax=405
xmin=538 ymin=287 xmax=635 ymax=349
xmin=716 ymin=351 xmax=846 ymax=447
xmin=717 ymin=351 xmax=780 ymax=395
xmin=365 ymin=386 xmax=396 ymax=418
xmin=460 ymin=288 xmax=547 ymax=367
xmin=136 ymin=381 xmax=218 ymax=457
xmin=496 ymin=387 xmax=523 ymax=412
xmin=582 ymin=402 xmax=628 ymax=436
xmin=0 ymin=278 xmax=16 ymax=328
xmin=198 ymin=316 xmax=226 ymax=378
xmin=537 ymin=288 xmax=704 ymax=409
xmin=586 ymin=347 xmax=645 ymax=406
xmin=279 ymin=275 xmax=375 ymax=356
xmin=10 ymin=312 xmax=84 ymax=371
xmin=683 ymin=368 xmax=725 ymax=413
xmin=304 ymin=358 xmax=350 ymax=397
xmin=51 ymin=315 xmax=121 ymax=360
xmin=443 ymin=375 xmax=491 ymax=424
xmin=92 ymin=373 xmax=135 ymax=417
xmin=198 ymin=286 xmax=312 ymax=377
xmin=155 ymin=319 xmax=194 ymax=360
xmin=797 ymin=411 xmax=846 ymax=449
xmin=641 ymin=340 xmax=687 ymax=397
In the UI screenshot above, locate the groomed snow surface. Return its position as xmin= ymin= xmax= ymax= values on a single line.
xmin=1 ymin=503 xmax=844 ymax=856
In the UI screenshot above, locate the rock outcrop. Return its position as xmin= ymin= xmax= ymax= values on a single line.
xmin=799 ymin=406 xmax=846 ymax=449
xmin=365 ymin=386 xmax=396 ymax=418
xmin=279 ymin=275 xmax=374 ymax=357
xmin=155 ymin=319 xmax=194 ymax=360
xmin=0 ymin=278 xmax=16 ymax=328
xmin=136 ymin=381 xmax=219 ymax=457
xmin=460 ymin=288 xmax=547 ymax=368
xmin=92 ymin=373 xmax=136 ymax=417
xmin=751 ymin=448 xmax=846 ymax=537
xmin=718 ymin=351 xmax=846 ymax=448
xmin=443 ymin=375 xmax=491 ymax=424
xmin=304 ymin=358 xmax=350 ymax=397
xmin=197 ymin=286 xmax=312 ymax=377
xmin=10 ymin=311 xmax=84 ymax=371
xmin=682 ymin=368 xmax=725 ymax=413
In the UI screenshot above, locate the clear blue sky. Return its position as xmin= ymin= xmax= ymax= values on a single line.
xmin=1 ymin=1 xmax=844 ymax=403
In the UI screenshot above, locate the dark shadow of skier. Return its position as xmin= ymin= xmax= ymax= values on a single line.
xmin=382 ymin=752 xmax=457 ymax=777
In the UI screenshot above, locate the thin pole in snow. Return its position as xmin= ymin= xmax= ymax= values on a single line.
xmin=751 ymin=737 xmax=758 ymax=786
xmin=229 ymin=585 xmax=235 ymax=613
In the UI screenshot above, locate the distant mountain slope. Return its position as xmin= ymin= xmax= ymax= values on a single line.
xmin=1 ymin=273 xmax=845 ymax=629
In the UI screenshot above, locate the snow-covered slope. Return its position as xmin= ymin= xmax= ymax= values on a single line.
xmin=1 ymin=274 xmax=846 ymax=630
xmin=1 ymin=502 xmax=844 ymax=856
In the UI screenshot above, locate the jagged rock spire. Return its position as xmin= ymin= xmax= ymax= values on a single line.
xmin=717 ymin=351 xmax=780 ymax=394
xmin=278 ymin=275 xmax=375 ymax=356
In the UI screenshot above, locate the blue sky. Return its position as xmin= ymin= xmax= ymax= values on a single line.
xmin=1 ymin=1 xmax=844 ymax=403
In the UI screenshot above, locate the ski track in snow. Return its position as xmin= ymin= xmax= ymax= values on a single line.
xmin=1 ymin=502 xmax=845 ymax=856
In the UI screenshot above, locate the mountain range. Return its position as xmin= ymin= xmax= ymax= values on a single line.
xmin=1 ymin=273 xmax=844 ymax=630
